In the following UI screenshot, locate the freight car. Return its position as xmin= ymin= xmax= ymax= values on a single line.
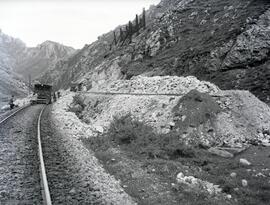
xmin=31 ymin=84 xmax=52 ymax=104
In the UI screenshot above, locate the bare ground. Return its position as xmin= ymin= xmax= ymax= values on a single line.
xmin=83 ymin=134 xmax=270 ymax=205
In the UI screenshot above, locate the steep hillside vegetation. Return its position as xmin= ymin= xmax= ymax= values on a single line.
xmin=42 ymin=0 xmax=270 ymax=103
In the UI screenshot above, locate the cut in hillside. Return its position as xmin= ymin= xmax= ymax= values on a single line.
xmin=42 ymin=0 xmax=270 ymax=103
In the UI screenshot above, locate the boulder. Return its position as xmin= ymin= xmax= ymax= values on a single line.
xmin=242 ymin=179 xmax=248 ymax=187
xmin=239 ymin=158 xmax=251 ymax=166
xmin=69 ymin=104 xmax=83 ymax=113
xmin=69 ymin=188 xmax=76 ymax=194
xmin=94 ymin=125 xmax=104 ymax=133
xmin=208 ymin=147 xmax=234 ymax=158
xmin=176 ymin=172 xmax=222 ymax=195
xmin=230 ymin=172 xmax=237 ymax=178
xmin=262 ymin=142 xmax=270 ymax=147
xmin=261 ymin=139 xmax=270 ymax=147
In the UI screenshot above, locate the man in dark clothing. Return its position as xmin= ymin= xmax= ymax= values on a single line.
xmin=9 ymin=95 xmax=15 ymax=110
xmin=53 ymin=92 xmax=57 ymax=102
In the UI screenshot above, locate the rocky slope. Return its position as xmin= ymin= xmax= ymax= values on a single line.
xmin=0 ymin=31 xmax=28 ymax=100
xmin=42 ymin=0 xmax=270 ymax=103
xmin=0 ymin=68 xmax=28 ymax=103
xmin=0 ymin=30 xmax=75 ymax=100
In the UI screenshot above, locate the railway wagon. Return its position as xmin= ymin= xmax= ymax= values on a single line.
xmin=31 ymin=84 xmax=52 ymax=104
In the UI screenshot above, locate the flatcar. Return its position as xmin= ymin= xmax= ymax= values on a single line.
xmin=31 ymin=84 xmax=52 ymax=104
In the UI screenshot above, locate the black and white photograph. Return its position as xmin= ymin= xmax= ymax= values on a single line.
xmin=0 ymin=0 xmax=270 ymax=204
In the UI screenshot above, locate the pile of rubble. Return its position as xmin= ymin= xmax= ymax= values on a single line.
xmin=214 ymin=90 xmax=270 ymax=148
xmin=94 ymin=75 xmax=220 ymax=95
xmin=83 ymin=76 xmax=220 ymax=135
xmin=53 ymin=75 xmax=270 ymax=202
xmin=176 ymin=172 xmax=223 ymax=196
xmin=70 ymin=75 xmax=270 ymax=150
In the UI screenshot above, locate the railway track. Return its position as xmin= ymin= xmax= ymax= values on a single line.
xmin=0 ymin=90 xmax=213 ymax=204
xmin=40 ymin=106 xmax=105 ymax=204
xmin=0 ymin=104 xmax=110 ymax=204
xmin=37 ymin=106 xmax=52 ymax=205
xmin=0 ymin=105 xmax=30 ymax=124
xmin=0 ymin=104 xmax=52 ymax=204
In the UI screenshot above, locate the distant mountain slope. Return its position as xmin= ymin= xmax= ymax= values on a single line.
xmin=0 ymin=30 xmax=75 ymax=99
xmin=15 ymin=40 xmax=75 ymax=80
xmin=41 ymin=0 xmax=270 ymax=103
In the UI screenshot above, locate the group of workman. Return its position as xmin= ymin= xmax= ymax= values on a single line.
xmin=53 ymin=91 xmax=61 ymax=103
xmin=8 ymin=91 xmax=61 ymax=110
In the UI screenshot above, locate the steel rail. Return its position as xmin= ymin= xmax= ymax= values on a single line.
xmin=77 ymin=91 xmax=229 ymax=98
xmin=37 ymin=106 xmax=52 ymax=205
xmin=79 ymin=91 xmax=185 ymax=97
xmin=0 ymin=105 xmax=30 ymax=125
xmin=0 ymin=104 xmax=52 ymax=204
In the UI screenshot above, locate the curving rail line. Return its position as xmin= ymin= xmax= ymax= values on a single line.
xmin=37 ymin=106 xmax=52 ymax=205
xmin=0 ymin=105 xmax=30 ymax=124
xmin=0 ymin=105 xmax=52 ymax=205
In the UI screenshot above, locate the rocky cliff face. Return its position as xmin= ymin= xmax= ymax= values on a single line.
xmin=15 ymin=40 xmax=75 ymax=80
xmin=42 ymin=0 xmax=270 ymax=103
xmin=41 ymin=33 xmax=119 ymax=89
xmin=0 ymin=31 xmax=75 ymax=80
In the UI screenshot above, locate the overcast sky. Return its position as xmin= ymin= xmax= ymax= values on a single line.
xmin=0 ymin=0 xmax=160 ymax=49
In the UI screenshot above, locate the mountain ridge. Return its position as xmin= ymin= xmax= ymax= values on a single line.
xmin=41 ymin=0 xmax=270 ymax=103
xmin=0 ymin=30 xmax=75 ymax=100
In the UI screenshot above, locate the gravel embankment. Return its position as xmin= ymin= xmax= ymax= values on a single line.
xmin=0 ymin=105 xmax=43 ymax=204
xmin=45 ymin=105 xmax=136 ymax=205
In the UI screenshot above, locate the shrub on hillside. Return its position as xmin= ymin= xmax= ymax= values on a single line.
xmin=91 ymin=114 xmax=196 ymax=159
xmin=72 ymin=94 xmax=85 ymax=109
xmin=68 ymin=94 xmax=86 ymax=117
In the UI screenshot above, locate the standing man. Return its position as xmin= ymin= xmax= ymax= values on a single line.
xmin=53 ymin=92 xmax=57 ymax=102
xmin=9 ymin=95 xmax=15 ymax=110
